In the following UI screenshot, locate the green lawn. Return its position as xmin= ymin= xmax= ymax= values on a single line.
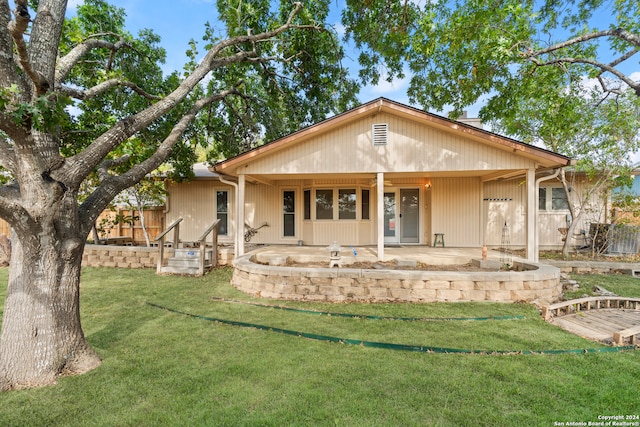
xmin=0 ymin=267 xmax=639 ymax=426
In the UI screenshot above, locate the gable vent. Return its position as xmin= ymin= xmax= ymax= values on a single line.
xmin=372 ymin=123 xmax=388 ymax=146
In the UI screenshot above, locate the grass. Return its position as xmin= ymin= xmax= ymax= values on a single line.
xmin=564 ymin=272 xmax=640 ymax=299
xmin=0 ymin=267 xmax=639 ymax=426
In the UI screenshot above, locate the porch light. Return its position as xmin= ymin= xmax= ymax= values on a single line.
xmin=327 ymin=241 xmax=343 ymax=268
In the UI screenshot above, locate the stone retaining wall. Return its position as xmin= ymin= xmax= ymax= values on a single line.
xmin=81 ymin=244 xmax=234 ymax=268
xmin=546 ymin=260 xmax=640 ymax=276
xmin=231 ymin=255 xmax=562 ymax=304
xmin=82 ymin=245 xmax=163 ymax=268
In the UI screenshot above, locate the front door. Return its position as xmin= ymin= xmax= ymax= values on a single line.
xmin=384 ymin=189 xmax=420 ymax=244
xmin=400 ymin=188 xmax=420 ymax=243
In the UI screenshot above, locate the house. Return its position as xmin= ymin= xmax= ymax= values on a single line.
xmin=165 ymin=98 xmax=576 ymax=262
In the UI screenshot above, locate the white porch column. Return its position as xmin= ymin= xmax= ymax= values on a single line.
xmin=237 ymin=174 xmax=246 ymax=257
xmin=377 ymin=172 xmax=385 ymax=261
xmin=526 ymin=168 xmax=536 ymax=262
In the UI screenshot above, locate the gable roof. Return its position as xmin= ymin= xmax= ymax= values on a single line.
xmin=212 ymin=97 xmax=572 ymax=177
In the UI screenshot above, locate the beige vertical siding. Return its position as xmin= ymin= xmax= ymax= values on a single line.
xmin=482 ymin=180 xmax=604 ymax=249
xmin=167 ymin=176 xmax=600 ymax=250
xmin=242 ymin=112 xmax=536 ymax=175
xmin=166 ymin=181 xmax=234 ymax=243
xmin=482 ymin=180 xmax=527 ymax=247
xmin=431 ymin=177 xmax=481 ymax=247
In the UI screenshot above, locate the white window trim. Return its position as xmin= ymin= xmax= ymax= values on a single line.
xmin=313 ymin=187 xmax=365 ymax=221
xmin=216 ymin=190 xmax=229 ymax=236
xmin=282 ymin=189 xmax=297 ymax=238
xmin=539 ymin=186 xmax=570 ymax=211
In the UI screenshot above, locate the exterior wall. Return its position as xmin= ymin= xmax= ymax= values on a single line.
xmin=166 ymin=180 xmax=235 ymax=244
xmin=164 ymin=174 xmax=603 ymax=250
xmin=241 ymin=179 xmax=379 ymax=246
xmin=483 ymin=180 xmax=527 ymax=247
xmin=482 ymin=179 xmax=604 ymax=250
xmin=241 ymin=112 xmax=537 ymax=175
xmin=431 ymin=177 xmax=482 ymax=247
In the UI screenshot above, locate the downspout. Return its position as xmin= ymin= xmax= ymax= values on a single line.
xmin=218 ymin=174 xmax=240 ymax=260
xmin=162 ymin=178 xmax=171 ymax=214
xmin=534 ymin=168 xmax=562 ymax=262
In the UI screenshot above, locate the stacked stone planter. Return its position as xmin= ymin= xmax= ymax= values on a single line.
xmin=231 ymin=255 xmax=562 ymax=304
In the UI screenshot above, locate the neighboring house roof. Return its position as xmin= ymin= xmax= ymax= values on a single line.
xmin=192 ymin=162 xmax=219 ymax=180
xmin=212 ymin=97 xmax=572 ymax=178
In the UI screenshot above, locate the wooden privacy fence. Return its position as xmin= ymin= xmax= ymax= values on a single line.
xmin=0 ymin=219 xmax=9 ymax=236
xmin=94 ymin=206 xmax=165 ymax=245
xmin=0 ymin=206 xmax=166 ymax=247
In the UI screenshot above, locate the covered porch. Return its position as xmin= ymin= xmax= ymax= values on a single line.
xmin=208 ymin=98 xmax=573 ymax=263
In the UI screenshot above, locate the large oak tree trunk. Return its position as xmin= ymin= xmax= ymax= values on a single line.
xmin=0 ymin=208 xmax=101 ymax=390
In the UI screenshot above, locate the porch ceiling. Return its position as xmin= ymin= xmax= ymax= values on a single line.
xmin=243 ymin=169 xmax=525 ymax=184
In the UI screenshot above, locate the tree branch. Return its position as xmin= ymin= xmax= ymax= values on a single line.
xmin=0 ymin=183 xmax=37 ymax=236
xmin=59 ymin=79 xmax=162 ymax=101
xmin=0 ymin=132 xmax=16 ymax=171
xmin=521 ymin=28 xmax=640 ymax=94
xmin=78 ymin=87 xmax=241 ymax=234
xmin=0 ymin=1 xmax=22 ymax=90
xmin=55 ymin=36 xmax=131 ymax=86
xmin=58 ymin=2 xmax=311 ymax=188
xmin=529 ymin=56 xmax=640 ymax=95
xmin=8 ymin=0 xmax=49 ymax=95
xmin=526 ymin=28 xmax=640 ymax=58
xmin=96 ymin=155 xmax=130 ymax=182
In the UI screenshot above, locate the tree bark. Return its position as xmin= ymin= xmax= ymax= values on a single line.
xmin=560 ymin=170 xmax=579 ymax=259
xmin=0 ymin=201 xmax=101 ymax=391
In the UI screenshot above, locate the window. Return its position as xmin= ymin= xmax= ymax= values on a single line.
xmin=316 ymin=189 xmax=333 ymax=220
xmin=372 ymin=123 xmax=388 ymax=146
xmin=303 ymin=189 xmax=311 ymax=220
xmin=551 ymin=188 xmax=569 ymax=210
xmin=339 ymin=189 xmax=356 ymax=219
xmin=283 ymin=191 xmax=295 ymax=237
xmin=539 ymin=187 xmax=569 ymax=211
xmin=538 ymin=188 xmax=547 ymax=211
xmin=216 ymin=191 xmax=228 ymax=235
xmin=361 ymin=189 xmax=370 ymax=220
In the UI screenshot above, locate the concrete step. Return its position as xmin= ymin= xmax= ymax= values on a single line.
xmin=167 ymin=257 xmax=211 ymax=269
xmin=160 ymin=265 xmax=203 ymax=275
xmin=173 ymin=248 xmax=213 ymax=261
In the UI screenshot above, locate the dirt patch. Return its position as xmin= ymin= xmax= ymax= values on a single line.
xmin=275 ymin=259 xmax=505 ymax=272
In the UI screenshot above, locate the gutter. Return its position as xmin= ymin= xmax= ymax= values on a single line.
xmin=534 ymin=168 xmax=562 ymax=262
xmin=217 ymin=174 xmax=241 ymax=259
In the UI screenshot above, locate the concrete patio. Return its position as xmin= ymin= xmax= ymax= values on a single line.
xmin=246 ymin=244 xmax=527 ymax=266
